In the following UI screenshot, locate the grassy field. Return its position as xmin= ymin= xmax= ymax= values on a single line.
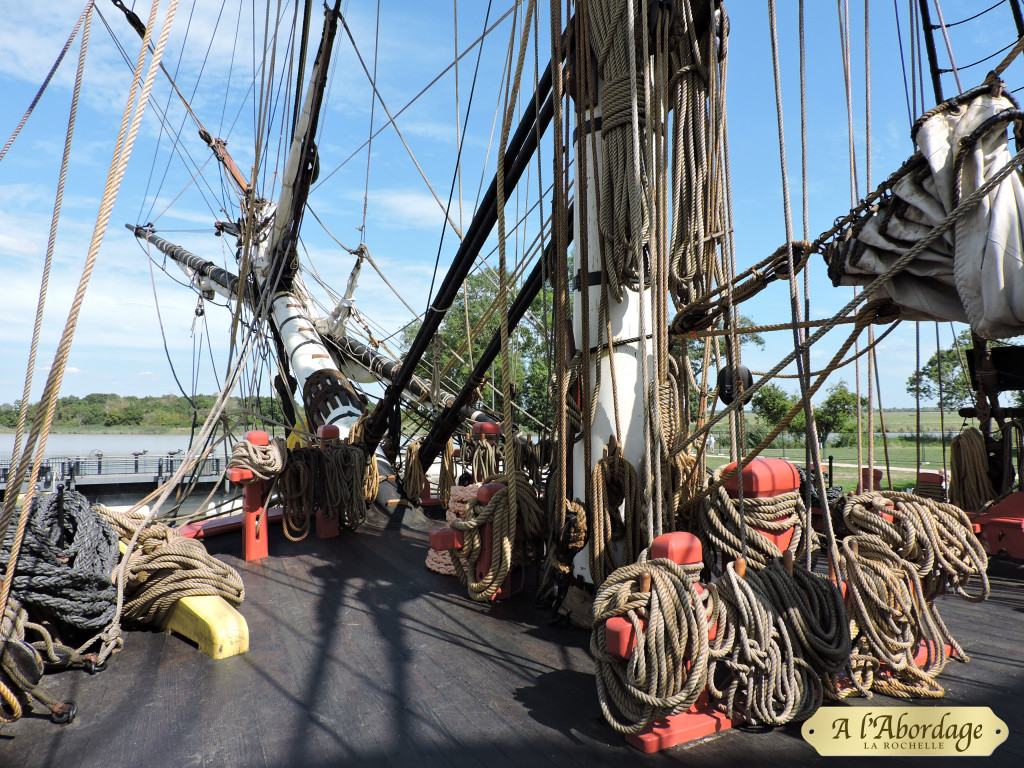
xmin=706 ymin=445 xmax=939 ymax=492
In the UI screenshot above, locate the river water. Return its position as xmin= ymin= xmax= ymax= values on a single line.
xmin=1 ymin=433 xmax=199 ymax=460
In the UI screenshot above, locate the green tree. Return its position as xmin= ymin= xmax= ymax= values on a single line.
xmin=815 ymin=380 xmax=863 ymax=446
xmin=905 ymin=329 xmax=977 ymax=411
xmin=750 ymin=382 xmax=793 ymax=426
xmin=402 ymin=271 xmax=553 ymax=430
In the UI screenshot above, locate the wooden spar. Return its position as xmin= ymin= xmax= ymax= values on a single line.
xmin=267 ymin=1 xmax=342 ymax=287
xmin=358 ymin=62 xmax=557 ymax=455
xmin=127 ymin=226 xmax=240 ymax=300
xmin=247 ymin=1 xmax=366 ymax=436
xmin=123 ymin=232 xmax=489 ymax=426
xmin=414 ymin=205 xmax=575 ymax=473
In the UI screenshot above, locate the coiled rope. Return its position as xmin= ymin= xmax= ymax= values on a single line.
xmin=448 ymin=472 xmax=544 ymax=601
xmin=837 ymin=491 xmax=989 ymax=698
xmin=591 ymin=553 xmax=710 ymax=734
xmin=278 ymin=447 xmax=319 ymax=540
xmin=424 ymin=484 xmax=478 ymax=576
xmin=709 ymin=561 xmax=824 ymax=726
xmin=95 ymin=505 xmax=244 ymax=625
xmin=402 ymin=439 xmax=426 ymax=504
xmin=324 ymin=444 xmax=368 ymax=529
xmin=842 ymin=491 xmax=989 ymax=601
xmin=949 ymin=428 xmax=996 ymax=511
xmin=590 ymin=453 xmax=645 ymax=586
xmin=698 ymin=465 xmax=811 ymax=574
xmin=227 ymin=436 xmax=287 ymax=482
xmin=278 ymin=444 xmax=368 ymax=537
xmin=0 ymin=491 xmax=119 ymax=636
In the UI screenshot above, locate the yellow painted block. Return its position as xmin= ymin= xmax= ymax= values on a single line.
xmin=116 ymin=541 xmax=249 ymax=659
xmin=161 ymin=595 xmax=249 ymax=659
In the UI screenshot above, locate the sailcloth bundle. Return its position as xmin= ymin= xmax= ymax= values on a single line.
xmin=824 ymin=83 xmax=1024 ymax=339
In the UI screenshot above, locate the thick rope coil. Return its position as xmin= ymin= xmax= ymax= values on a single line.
xmin=838 ymin=535 xmax=949 ymax=699
xmin=709 ymin=561 xmax=823 ymax=726
xmin=745 ymin=560 xmax=852 ymax=697
xmin=0 ymin=491 xmax=119 ymax=636
xmin=469 ymin=438 xmax=500 ymax=482
xmin=698 ymin=465 xmax=811 ymax=574
xmin=94 ymin=505 xmax=244 ymax=625
xmin=949 ymin=428 xmax=996 ymax=511
xmin=591 ymin=552 xmax=710 ymax=734
xmin=590 ymin=453 xmax=646 ymax=587
xmin=324 ymin=445 xmax=369 ymax=529
xmin=363 ymin=451 xmax=381 ymax=503
xmin=402 ymin=439 xmax=426 ymax=504
xmin=842 ymin=491 xmax=989 ymax=602
xmin=425 ymin=484 xmax=479 ymax=576
xmin=226 ymin=436 xmax=287 ymax=482
xmin=438 ymin=437 xmax=456 ymax=508
xmin=449 ymin=472 xmax=544 ymax=601
xmin=278 ymin=447 xmax=323 ymax=541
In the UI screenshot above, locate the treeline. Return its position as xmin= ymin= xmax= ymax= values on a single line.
xmin=0 ymin=393 xmax=285 ymax=430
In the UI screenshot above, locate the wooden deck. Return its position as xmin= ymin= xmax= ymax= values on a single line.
xmin=3 ymin=506 xmax=1023 ymax=768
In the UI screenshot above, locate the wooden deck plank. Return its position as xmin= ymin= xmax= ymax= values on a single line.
xmin=2 ymin=519 xmax=1023 ymax=768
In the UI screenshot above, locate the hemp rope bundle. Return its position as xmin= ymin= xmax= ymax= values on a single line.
xmin=591 ymin=553 xmax=711 ymax=734
xmin=949 ymin=428 xmax=996 ymax=511
xmin=0 ymin=490 xmax=119 ymax=636
xmin=323 ymin=444 xmax=369 ymax=529
xmin=709 ymin=561 xmax=822 ymax=726
xmin=469 ymin=438 xmax=500 ymax=483
xmin=424 ymin=483 xmax=479 ymax=576
xmin=226 ymin=436 xmax=287 ymax=482
xmin=438 ymin=437 xmax=456 ymax=508
xmin=842 ymin=491 xmax=989 ymax=602
xmin=590 ymin=453 xmax=646 ymax=587
xmin=278 ymin=446 xmax=324 ymax=541
xmin=837 ymin=535 xmax=951 ymax=699
xmin=698 ymin=465 xmax=810 ymax=574
xmin=363 ymin=450 xmax=381 ymax=502
xmin=448 ymin=472 xmax=544 ymax=601
xmin=95 ymin=505 xmax=244 ymax=625
xmin=402 ymin=439 xmax=426 ymax=504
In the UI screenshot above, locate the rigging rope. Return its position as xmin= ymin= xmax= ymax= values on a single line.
xmin=949 ymin=428 xmax=997 ymax=511
xmin=449 ymin=471 xmax=544 ymax=601
xmin=698 ymin=465 xmax=812 ymax=574
xmin=95 ymin=504 xmax=245 ymax=625
xmin=0 ymin=492 xmax=119 ymax=636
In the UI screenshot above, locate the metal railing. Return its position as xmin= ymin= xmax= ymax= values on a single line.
xmin=0 ymin=454 xmax=225 ymax=488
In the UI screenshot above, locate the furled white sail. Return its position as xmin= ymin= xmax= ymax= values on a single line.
xmin=825 ymin=86 xmax=1024 ymax=339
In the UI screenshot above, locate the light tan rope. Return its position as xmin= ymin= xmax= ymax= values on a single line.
xmin=94 ymin=505 xmax=244 ymax=625
xmin=698 ymin=465 xmax=811 ymax=574
xmin=449 ymin=471 xmax=544 ymax=601
xmin=0 ymin=2 xmax=94 ymax=165
xmin=0 ymin=1 xmax=178 ymax=665
xmin=227 ymin=437 xmax=287 ymax=482
xmin=949 ymin=428 xmax=996 ymax=511
xmin=591 ymin=554 xmax=710 ymax=734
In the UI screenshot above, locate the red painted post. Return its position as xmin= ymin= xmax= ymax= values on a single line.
xmin=603 ymin=532 xmax=735 ymax=753
xmin=228 ymin=430 xmax=270 ymax=562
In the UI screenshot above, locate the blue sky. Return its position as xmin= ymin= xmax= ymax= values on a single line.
xmin=0 ymin=0 xmax=1019 ymax=412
